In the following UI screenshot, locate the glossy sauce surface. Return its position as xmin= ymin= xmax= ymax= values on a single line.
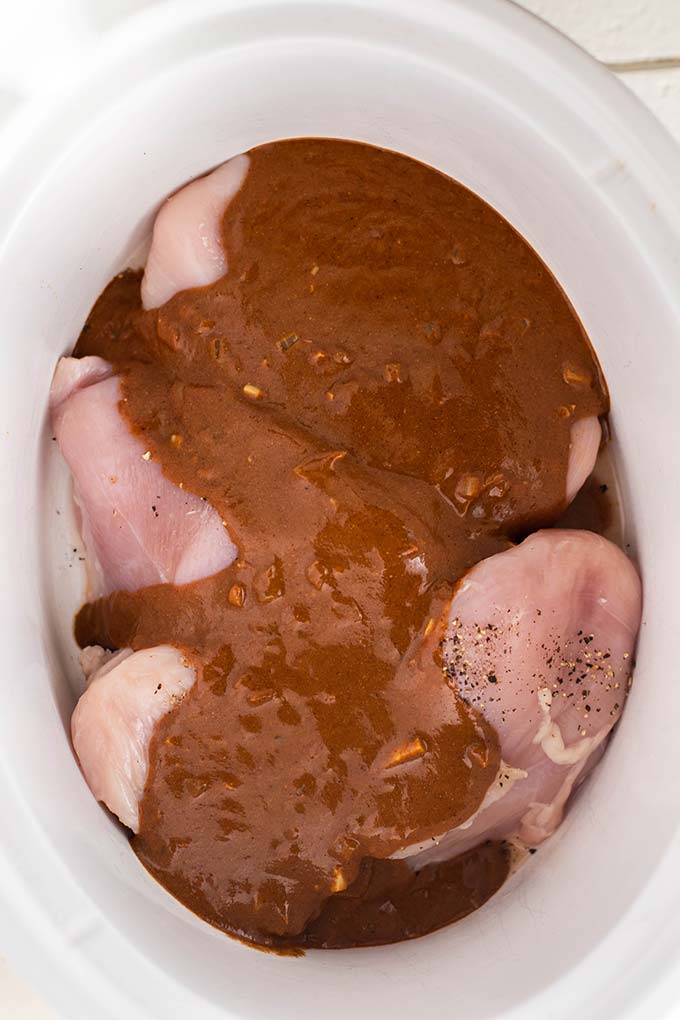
xmin=74 ymin=139 xmax=607 ymax=948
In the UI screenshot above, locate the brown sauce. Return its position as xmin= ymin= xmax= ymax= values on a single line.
xmin=285 ymin=841 xmax=511 ymax=950
xmin=555 ymin=476 xmax=613 ymax=535
xmin=73 ymin=139 xmax=607 ymax=948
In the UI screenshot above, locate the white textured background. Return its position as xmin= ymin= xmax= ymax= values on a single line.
xmin=521 ymin=0 xmax=680 ymax=142
xmin=0 ymin=0 xmax=678 ymax=1016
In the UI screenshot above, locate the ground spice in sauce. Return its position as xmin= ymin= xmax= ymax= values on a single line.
xmin=73 ymin=139 xmax=607 ymax=948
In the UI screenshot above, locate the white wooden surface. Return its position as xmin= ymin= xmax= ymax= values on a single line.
xmin=520 ymin=0 xmax=680 ymax=142
xmin=521 ymin=0 xmax=680 ymax=60
xmin=0 ymin=0 xmax=678 ymax=1016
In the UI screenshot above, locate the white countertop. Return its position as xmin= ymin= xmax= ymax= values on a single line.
xmin=1 ymin=0 xmax=678 ymax=1016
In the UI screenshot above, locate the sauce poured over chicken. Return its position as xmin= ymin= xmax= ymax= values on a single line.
xmin=54 ymin=139 xmax=640 ymax=950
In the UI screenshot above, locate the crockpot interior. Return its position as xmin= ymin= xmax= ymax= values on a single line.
xmin=2 ymin=3 xmax=680 ymax=1019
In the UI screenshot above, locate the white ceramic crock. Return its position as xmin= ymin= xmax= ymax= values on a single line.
xmin=1 ymin=1 xmax=680 ymax=1017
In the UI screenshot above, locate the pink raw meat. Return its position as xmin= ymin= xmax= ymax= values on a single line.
xmin=566 ymin=416 xmax=601 ymax=506
xmin=66 ymin=154 xmax=624 ymax=870
xmin=400 ymin=529 xmax=641 ymax=863
xmin=74 ymin=531 xmax=641 ymax=855
xmin=72 ymin=646 xmax=196 ymax=831
xmin=50 ymin=355 xmax=237 ymax=597
xmin=141 ymin=154 xmax=250 ymax=310
xmin=142 ymin=152 xmax=599 ymax=508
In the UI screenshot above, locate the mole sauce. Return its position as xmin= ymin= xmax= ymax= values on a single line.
xmin=74 ymin=139 xmax=607 ymax=948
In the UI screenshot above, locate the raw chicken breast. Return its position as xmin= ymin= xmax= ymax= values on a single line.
xmin=402 ymin=529 xmax=641 ymax=863
xmin=566 ymin=416 xmax=601 ymax=505
xmin=73 ymin=529 xmax=640 ymax=863
xmin=65 ymin=151 xmax=611 ymax=878
xmin=141 ymin=154 xmax=250 ymax=310
xmin=141 ymin=148 xmax=599 ymax=510
xmin=50 ymin=355 xmax=237 ymax=597
xmin=72 ymin=646 xmax=196 ymax=831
